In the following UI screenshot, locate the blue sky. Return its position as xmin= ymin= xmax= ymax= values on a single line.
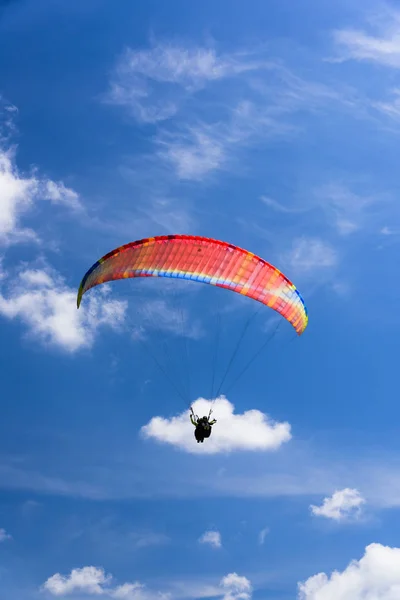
xmin=2 ymin=0 xmax=400 ymax=598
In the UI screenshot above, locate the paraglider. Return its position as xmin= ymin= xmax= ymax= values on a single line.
xmin=77 ymin=234 xmax=308 ymax=445
xmin=190 ymin=408 xmax=217 ymax=443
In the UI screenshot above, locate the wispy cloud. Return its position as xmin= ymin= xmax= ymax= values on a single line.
xmin=381 ymin=225 xmax=400 ymax=235
xmin=79 ymin=517 xmax=170 ymax=553
xmin=0 ymin=444 xmax=334 ymax=500
xmin=199 ymin=530 xmax=222 ymax=549
xmin=101 ymin=165 xmax=197 ymax=239
xmin=0 ymin=96 xmax=19 ymax=143
xmin=141 ymin=396 xmax=291 ymax=454
xmin=105 ymin=40 xmax=268 ymax=124
xmin=0 ymin=263 xmax=127 ymax=352
xmin=282 ymin=237 xmax=338 ymax=273
xmin=155 ymin=96 xmax=299 ymax=182
xmin=157 ymin=127 xmax=226 ymax=180
xmin=332 ymin=10 xmax=400 ymax=68
xmin=4 ymin=434 xmax=400 ymax=506
xmin=0 ymin=527 xmax=12 ymax=542
xmin=131 ymin=531 xmax=169 ymax=549
xmin=161 ymin=82 xmax=363 ymax=182
xmin=257 ymin=181 xmax=391 ymax=289
xmin=250 ymin=62 xmax=358 ymax=117
xmin=298 ymin=542 xmax=400 ymax=599
xmin=140 ymin=197 xmax=194 ymax=233
xmin=20 ymin=499 xmax=42 ymax=517
xmin=329 ymin=12 xmax=400 ymax=129
xmin=373 ymin=87 xmax=400 ymax=121
xmin=315 ymin=182 xmax=387 ymax=235
xmin=136 ymin=298 xmax=202 ymax=340
xmin=0 ymin=461 xmax=111 ymax=499
xmin=258 ymin=527 xmax=269 ymax=545
xmin=260 ymin=195 xmax=307 ymax=214
xmin=107 ymin=39 xmax=361 ymax=183
xmin=310 ymin=487 xmax=366 ymax=522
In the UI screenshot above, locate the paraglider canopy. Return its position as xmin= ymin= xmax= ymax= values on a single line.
xmin=77 ymin=234 xmax=308 ymax=335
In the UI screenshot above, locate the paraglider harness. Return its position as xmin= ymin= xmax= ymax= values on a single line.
xmin=190 ymin=407 xmax=217 ymax=443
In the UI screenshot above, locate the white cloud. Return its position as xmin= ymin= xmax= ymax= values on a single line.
xmin=0 ymin=148 xmax=38 ymax=244
xmin=106 ymin=41 xmax=265 ymax=123
xmin=0 ymin=527 xmax=11 ymax=542
xmin=43 ymin=566 xmax=112 ymax=596
xmin=0 ymin=147 xmax=81 ymax=245
xmin=310 ymin=487 xmax=366 ymax=521
xmin=43 ymin=566 xmax=251 ymax=600
xmin=298 ymin=542 xmax=400 ymax=599
xmin=258 ymin=527 xmax=269 ymax=545
xmin=220 ymin=573 xmax=252 ymax=600
xmin=42 ymin=179 xmax=82 ymax=211
xmin=164 ymin=573 xmax=252 ymax=600
xmin=0 ymin=264 xmax=127 ymax=352
xmin=43 ymin=568 xmax=149 ymax=599
xmin=333 ymin=11 xmax=400 ymax=68
xmin=141 ymin=396 xmax=291 ymax=454
xmin=199 ymin=530 xmax=222 ymax=549
xmin=283 ymin=237 xmax=337 ymax=273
